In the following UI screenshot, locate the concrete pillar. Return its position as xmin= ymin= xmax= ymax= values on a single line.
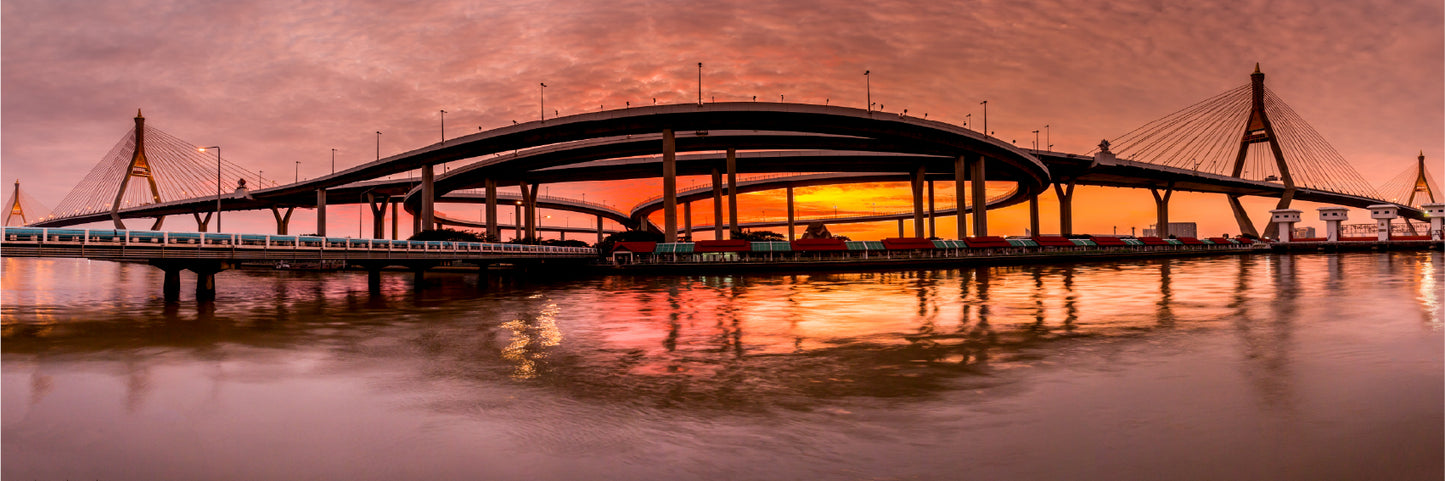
xmin=683 ymin=201 xmax=692 ymax=241
xmin=727 ymin=148 xmax=739 ymax=238
xmin=1053 ymin=179 xmax=1075 ymax=236
xmin=711 ymin=168 xmax=725 ymax=240
xmin=524 ymin=183 xmax=539 ymax=241
xmin=927 ymin=180 xmax=937 ymax=238
xmin=412 ymin=208 xmax=420 ymax=237
xmin=391 ymin=200 xmax=399 ymax=240
xmin=315 ymin=189 xmax=327 ymax=236
xmin=1151 ymin=184 xmax=1173 ymax=237
xmin=596 ymin=214 xmax=604 ymax=245
xmin=420 ymin=165 xmax=435 ymax=231
xmin=1028 ymin=195 xmax=1040 ymax=237
xmin=1317 ymin=207 xmax=1347 ymax=242
xmin=662 ymin=129 xmax=678 ymax=243
xmin=485 ymin=178 xmax=498 ymax=241
xmin=970 ymin=155 xmax=988 ymax=236
xmin=897 ymin=218 xmax=905 ymax=238
xmin=367 ymin=193 xmax=386 ymax=239
xmin=367 ymin=267 xmax=383 ymax=293
xmin=1424 ymin=203 xmax=1445 ymax=241
xmin=1269 ymin=209 xmax=1302 ymax=242
xmin=786 ymin=186 xmax=795 ymax=241
xmin=193 ymin=211 xmax=212 ymax=233
xmin=911 ymin=165 xmax=925 ymax=238
xmin=954 ymin=156 xmax=967 ymax=238
xmin=162 ymin=268 xmax=181 ymax=302
xmin=196 ymin=271 xmax=216 ymax=302
xmin=1369 ymin=204 xmax=1398 ymax=241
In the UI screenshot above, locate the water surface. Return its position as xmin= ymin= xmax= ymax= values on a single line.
xmin=3 ymin=252 xmax=1441 ymax=480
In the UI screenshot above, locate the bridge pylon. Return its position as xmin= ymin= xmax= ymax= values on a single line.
xmin=1228 ymin=64 xmax=1296 ymax=239
xmin=111 ymin=109 xmax=166 ymax=230
xmin=4 ymin=180 xmax=51 ymax=226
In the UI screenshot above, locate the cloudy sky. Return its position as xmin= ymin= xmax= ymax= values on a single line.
xmin=3 ymin=0 xmax=1441 ymax=238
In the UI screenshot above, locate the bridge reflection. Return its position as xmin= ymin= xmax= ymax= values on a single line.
xmin=2 ymin=252 xmax=1440 ymax=414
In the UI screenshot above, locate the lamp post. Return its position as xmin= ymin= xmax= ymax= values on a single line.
xmin=199 ymin=146 xmax=221 ymax=232
xmin=697 ymin=63 xmax=703 ymax=105
xmin=295 ymin=161 xmax=300 ymax=182
xmin=331 ymin=148 xmax=337 ymax=174
xmin=539 ymin=83 xmax=546 ymax=121
xmin=1045 ymin=124 xmax=1051 ymax=151
xmin=440 ymin=110 xmax=447 ymax=143
xmin=980 ymin=100 xmax=988 ymax=138
xmin=864 ymin=70 xmax=871 ymax=112
xmin=1032 ymin=130 xmax=1040 ymax=150
xmin=375 ymin=131 xmax=381 ymax=161
xmin=965 ymin=113 xmax=971 ymax=130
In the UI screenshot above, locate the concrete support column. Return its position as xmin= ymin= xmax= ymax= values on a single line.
xmin=1053 ymin=179 xmax=1075 ymax=236
xmin=727 ymin=148 xmax=739 ymax=238
xmin=315 ymin=189 xmax=327 ymax=236
xmin=1424 ymin=203 xmax=1445 ymax=241
xmin=897 ymin=218 xmax=905 ymax=238
xmin=522 ymin=183 xmax=539 ymax=241
xmin=162 ymin=268 xmax=181 ymax=302
xmin=366 ymin=193 xmax=386 ymax=239
xmin=193 ymin=211 xmax=213 ymax=233
xmin=954 ymin=156 xmax=968 ymax=238
xmin=391 ymin=201 xmax=399 ymax=240
xmin=1369 ymin=204 xmax=1398 ymax=242
xmin=596 ymin=214 xmax=604 ymax=245
xmin=1151 ymin=183 xmax=1174 ymax=237
xmin=485 ymin=179 xmax=498 ymax=241
xmin=927 ymin=180 xmax=937 ymax=238
xmin=196 ymin=271 xmax=217 ymax=302
xmin=1270 ymin=209 xmax=1302 ymax=242
xmin=910 ymin=165 xmax=925 ymax=238
xmin=420 ymin=165 xmax=435 ymax=232
xmin=683 ymin=201 xmax=692 ymax=241
xmin=1317 ymin=207 xmax=1347 ymax=242
xmin=412 ymin=208 xmax=421 ymax=237
xmin=267 ymin=207 xmax=292 ymax=235
xmin=711 ymin=168 xmax=725 ymax=240
xmin=1028 ymin=196 xmax=1040 ymax=237
xmin=1227 ymin=195 xmax=1260 ymax=238
xmin=970 ymin=155 xmax=988 ymax=237
xmin=786 ymin=187 xmax=796 ymax=241
xmin=367 ymin=267 xmax=383 ymax=293
xmin=662 ymin=129 xmax=678 ymax=243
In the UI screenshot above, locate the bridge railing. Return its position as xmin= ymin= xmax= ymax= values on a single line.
xmin=1 ymin=227 xmax=596 ymax=256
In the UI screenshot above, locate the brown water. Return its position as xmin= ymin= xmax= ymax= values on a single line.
xmin=3 ymin=252 xmax=1441 ymax=480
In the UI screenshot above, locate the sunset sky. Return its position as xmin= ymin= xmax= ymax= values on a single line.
xmin=3 ymin=0 xmax=1441 ymax=239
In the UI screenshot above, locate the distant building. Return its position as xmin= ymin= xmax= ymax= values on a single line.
xmin=1292 ymin=226 xmax=1317 ymax=239
xmin=1143 ymin=222 xmax=1197 ymax=238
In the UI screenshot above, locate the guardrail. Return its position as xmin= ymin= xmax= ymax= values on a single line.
xmin=1 ymin=227 xmax=596 ymax=259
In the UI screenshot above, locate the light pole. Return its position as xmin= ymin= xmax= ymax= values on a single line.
xmin=331 ymin=148 xmax=337 ymax=174
xmin=1045 ymin=124 xmax=1051 ymax=151
xmin=864 ymin=70 xmax=871 ymax=112
xmin=980 ymin=100 xmax=988 ymax=138
xmin=295 ymin=161 xmax=300 ymax=182
xmin=540 ymin=83 xmax=547 ymax=121
xmin=375 ymin=131 xmax=381 ymax=160
xmin=965 ymin=113 xmax=971 ymax=130
xmin=697 ymin=63 xmax=703 ymax=105
xmin=440 ymin=110 xmax=447 ymax=143
xmin=199 ymin=146 xmax=221 ymax=232
xmin=1032 ymin=130 xmax=1040 ymax=150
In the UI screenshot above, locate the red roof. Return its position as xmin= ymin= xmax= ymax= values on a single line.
xmin=1338 ymin=236 xmax=1376 ymax=242
xmin=963 ymin=236 xmax=1012 ymax=248
xmin=882 ymin=237 xmax=937 ymax=250
xmin=1137 ymin=236 xmax=1171 ymax=246
xmin=695 ymin=239 xmax=752 ymax=252
xmin=613 ymin=241 xmax=656 ymax=253
xmin=1392 ymin=235 xmax=1432 ymax=241
xmin=1291 ymin=237 xmax=1327 ymax=242
xmin=791 ymin=238 xmax=846 ymax=251
xmin=1175 ymin=237 xmax=1206 ymax=245
xmin=1206 ymin=237 xmax=1233 ymax=244
xmin=1090 ymin=236 xmax=1128 ymax=246
xmin=1032 ymin=236 xmax=1075 ymax=247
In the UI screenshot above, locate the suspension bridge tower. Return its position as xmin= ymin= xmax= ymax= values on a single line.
xmin=112 ymin=110 xmax=166 ymax=230
xmin=4 ymin=180 xmax=51 ymax=226
xmin=1227 ymin=64 xmax=1296 ymax=239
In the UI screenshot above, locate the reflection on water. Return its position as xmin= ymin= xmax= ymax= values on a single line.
xmin=2 ymin=252 xmax=1442 ymax=480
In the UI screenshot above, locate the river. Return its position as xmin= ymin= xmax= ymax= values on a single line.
xmin=2 ymin=251 xmax=1441 ymax=480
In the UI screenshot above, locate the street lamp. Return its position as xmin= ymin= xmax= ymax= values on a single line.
xmin=375 ymin=131 xmax=381 ymax=160
xmin=199 ymin=146 xmax=221 ymax=232
xmin=697 ymin=62 xmax=703 ymax=105
xmin=540 ymin=83 xmax=547 ymax=121
xmin=864 ymin=70 xmax=871 ymax=112
xmin=1032 ymin=130 xmax=1040 ymax=150
xmin=295 ymin=161 xmax=300 ymax=182
xmin=980 ymin=100 xmax=988 ymax=138
xmin=440 ymin=110 xmax=447 ymax=143
xmin=331 ymin=148 xmax=337 ymax=174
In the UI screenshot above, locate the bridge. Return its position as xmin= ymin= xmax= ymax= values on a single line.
xmin=7 ymin=65 xmax=1443 ymax=303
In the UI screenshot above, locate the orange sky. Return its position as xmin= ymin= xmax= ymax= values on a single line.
xmin=3 ymin=0 xmax=1441 ymax=239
